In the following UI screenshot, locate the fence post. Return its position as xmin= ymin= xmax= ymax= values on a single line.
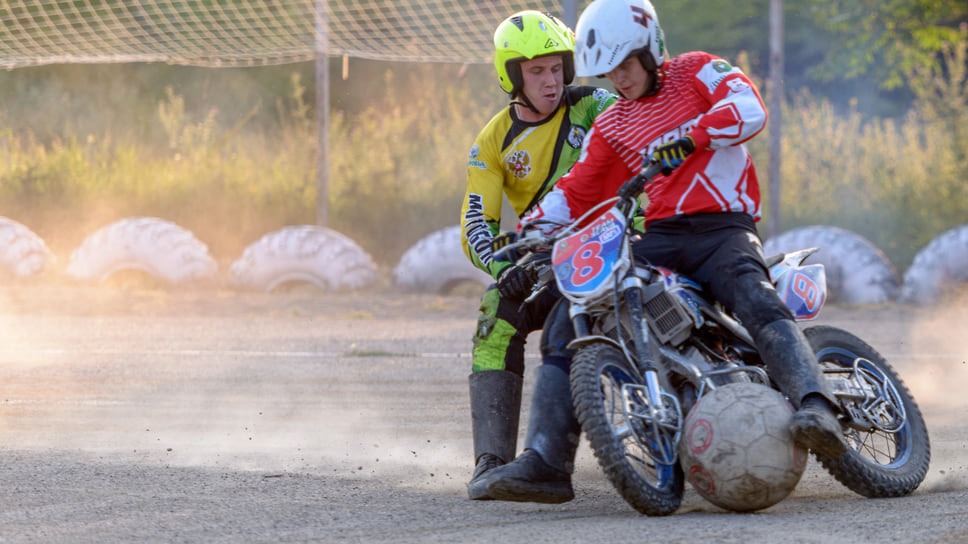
xmin=314 ymin=0 xmax=330 ymax=227
xmin=767 ymin=0 xmax=783 ymax=239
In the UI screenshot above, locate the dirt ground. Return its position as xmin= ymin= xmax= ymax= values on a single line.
xmin=0 ymin=282 xmax=966 ymax=543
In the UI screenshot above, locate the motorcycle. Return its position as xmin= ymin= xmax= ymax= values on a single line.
xmin=500 ymin=160 xmax=931 ymax=516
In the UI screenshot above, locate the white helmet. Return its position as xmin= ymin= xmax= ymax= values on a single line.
xmin=574 ymin=0 xmax=666 ymax=78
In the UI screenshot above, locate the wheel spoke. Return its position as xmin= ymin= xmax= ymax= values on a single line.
xmin=807 ymin=326 xmax=929 ymax=498
xmin=602 ymin=372 xmax=675 ymax=484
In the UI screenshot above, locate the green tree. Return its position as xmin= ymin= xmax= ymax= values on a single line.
xmin=653 ymin=0 xmax=918 ymax=116
xmin=805 ymin=0 xmax=968 ymax=89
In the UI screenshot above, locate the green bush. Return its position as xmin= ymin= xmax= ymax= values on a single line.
xmin=757 ymin=92 xmax=967 ymax=270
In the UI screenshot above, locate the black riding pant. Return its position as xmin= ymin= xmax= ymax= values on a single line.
xmin=542 ymin=212 xmax=794 ymax=360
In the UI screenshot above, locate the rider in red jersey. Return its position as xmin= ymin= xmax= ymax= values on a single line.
xmin=539 ymin=49 xmax=764 ymax=226
xmin=484 ymin=0 xmax=847 ymax=504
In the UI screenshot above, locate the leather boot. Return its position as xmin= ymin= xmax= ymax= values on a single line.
xmin=467 ymin=370 xmax=522 ymax=500
xmin=485 ymin=364 xmax=581 ymax=504
xmin=755 ymin=319 xmax=848 ymax=458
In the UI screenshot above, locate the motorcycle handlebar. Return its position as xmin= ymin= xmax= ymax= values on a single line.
xmin=492 ymin=227 xmax=552 ymax=261
xmin=617 ymin=160 xmax=664 ymax=213
xmin=500 ymin=160 xmax=663 ymax=261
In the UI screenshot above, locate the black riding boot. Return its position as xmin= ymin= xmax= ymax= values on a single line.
xmin=755 ymin=319 xmax=848 ymax=458
xmin=467 ymin=370 xmax=523 ymax=500
xmin=484 ymin=364 xmax=581 ymax=504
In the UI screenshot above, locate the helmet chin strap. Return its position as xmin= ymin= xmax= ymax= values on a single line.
xmin=645 ymin=68 xmax=663 ymax=97
xmin=510 ymin=93 xmax=563 ymax=119
xmin=510 ymin=94 xmax=541 ymax=115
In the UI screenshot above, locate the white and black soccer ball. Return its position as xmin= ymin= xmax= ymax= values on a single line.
xmin=678 ymin=383 xmax=807 ymax=512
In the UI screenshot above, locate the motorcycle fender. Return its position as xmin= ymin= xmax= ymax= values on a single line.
xmin=567 ymin=335 xmax=624 ymax=352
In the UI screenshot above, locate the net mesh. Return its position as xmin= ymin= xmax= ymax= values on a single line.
xmin=0 ymin=0 xmax=589 ymax=69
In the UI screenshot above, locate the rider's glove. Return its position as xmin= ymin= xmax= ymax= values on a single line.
xmin=651 ymin=136 xmax=696 ymax=175
xmin=496 ymin=264 xmax=535 ymax=301
xmin=491 ymin=231 xmax=520 ymax=263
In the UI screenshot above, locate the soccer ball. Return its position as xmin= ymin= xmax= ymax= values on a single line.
xmin=678 ymin=382 xmax=808 ymax=512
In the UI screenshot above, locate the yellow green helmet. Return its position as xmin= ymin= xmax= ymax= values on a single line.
xmin=493 ymin=11 xmax=576 ymax=96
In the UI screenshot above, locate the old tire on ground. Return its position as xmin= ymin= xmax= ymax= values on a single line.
xmin=899 ymin=224 xmax=968 ymax=305
xmin=393 ymin=225 xmax=491 ymax=294
xmin=229 ymin=225 xmax=377 ymax=292
xmin=0 ymin=217 xmax=56 ymax=278
xmin=764 ymin=226 xmax=899 ymax=305
xmin=66 ymin=217 xmax=217 ymax=285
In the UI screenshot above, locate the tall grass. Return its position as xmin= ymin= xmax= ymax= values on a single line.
xmin=0 ymin=61 xmax=964 ymax=275
xmin=758 ymin=92 xmax=967 ymax=269
xmin=0 ymin=64 xmax=501 ymax=269
xmin=750 ymin=31 xmax=968 ymax=270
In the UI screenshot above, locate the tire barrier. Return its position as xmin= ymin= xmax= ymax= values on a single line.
xmin=66 ymin=217 xmax=217 ymax=284
xmin=393 ymin=225 xmax=492 ymax=294
xmin=764 ymin=226 xmax=900 ymax=305
xmin=0 ymin=216 xmax=55 ymax=278
xmin=4 ymin=215 xmax=963 ymax=304
xmin=229 ymin=225 xmax=377 ymax=292
xmin=900 ymin=224 xmax=968 ymax=305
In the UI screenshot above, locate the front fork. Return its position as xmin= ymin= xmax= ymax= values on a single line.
xmin=570 ymin=272 xmax=682 ymax=465
xmin=620 ymin=275 xmax=668 ymax=408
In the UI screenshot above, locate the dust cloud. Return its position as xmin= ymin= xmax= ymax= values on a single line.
xmin=0 ymin=285 xmax=478 ymax=499
xmin=903 ymin=291 xmax=968 ymax=416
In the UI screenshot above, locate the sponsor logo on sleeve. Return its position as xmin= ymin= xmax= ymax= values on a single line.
xmin=697 ymin=59 xmax=743 ymax=94
xmin=463 ymin=193 xmax=493 ymax=265
xmin=726 ymin=78 xmax=751 ymax=94
xmin=567 ymin=125 xmax=587 ymax=149
xmin=593 ymin=87 xmax=616 ymax=110
xmin=467 ymin=144 xmax=487 ymax=170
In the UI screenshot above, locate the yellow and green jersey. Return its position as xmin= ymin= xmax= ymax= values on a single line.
xmin=460 ymin=85 xmax=617 ymax=278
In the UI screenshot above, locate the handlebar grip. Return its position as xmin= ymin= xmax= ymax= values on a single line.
xmin=618 ymin=160 xmax=665 ymax=203
xmin=617 ymin=176 xmax=645 ymax=201
xmin=641 ymin=160 xmax=664 ymax=179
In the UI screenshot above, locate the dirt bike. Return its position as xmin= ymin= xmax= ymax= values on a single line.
xmin=501 ymin=161 xmax=931 ymax=516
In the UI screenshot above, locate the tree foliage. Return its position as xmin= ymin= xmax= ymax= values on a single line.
xmin=803 ymin=0 xmax=968 ymax=89
xmin=654 ymin=0 xmax=966 ymax=116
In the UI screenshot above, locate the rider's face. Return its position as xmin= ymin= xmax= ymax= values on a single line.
xmin=606 ymin=55 xmax=651 ymax=100
xmin=518 ymin=55 xmax=565 ymax=121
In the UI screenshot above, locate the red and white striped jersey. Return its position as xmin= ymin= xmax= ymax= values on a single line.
xmin=529 ymin=51 xmax=767 ymax=230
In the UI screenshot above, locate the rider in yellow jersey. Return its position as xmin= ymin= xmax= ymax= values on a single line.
xmin=459 ymin=10 xmax=616 ymax=500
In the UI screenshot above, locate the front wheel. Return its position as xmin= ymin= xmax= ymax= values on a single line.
xmin=570 ymin=343 xmax=684 ymax=516
xmin=804 ymin=325 xmax=930 ymax=497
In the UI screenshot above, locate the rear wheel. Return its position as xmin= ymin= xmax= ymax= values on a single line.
xmin=570 ymin=343 xmax=684 ymax=516
xmin=804 ymin=325 xmax=930 ymax=497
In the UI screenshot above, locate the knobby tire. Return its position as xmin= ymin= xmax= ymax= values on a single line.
xmin=570 ymin=343 xmax=684 ymax=516
xmin=805 ymin=325 xmax=930 ymax=497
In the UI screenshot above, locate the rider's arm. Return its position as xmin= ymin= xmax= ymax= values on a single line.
xmin=560 ymin=127 xmax=633 ymax=216
xmin=461 ymin=135 xmax=511 ymax=279
xmin=685 ymin=54 xmax=767 ymax=151
xmin=519 ymin=125 xmax=632 ymax=231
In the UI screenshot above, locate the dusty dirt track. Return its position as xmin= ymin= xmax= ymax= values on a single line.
xmin=0 ymin=283 xmax=966 ymax=543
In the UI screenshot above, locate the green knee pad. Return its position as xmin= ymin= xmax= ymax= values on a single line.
xmin=472 ymin=289 xmax=519 ymax=372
